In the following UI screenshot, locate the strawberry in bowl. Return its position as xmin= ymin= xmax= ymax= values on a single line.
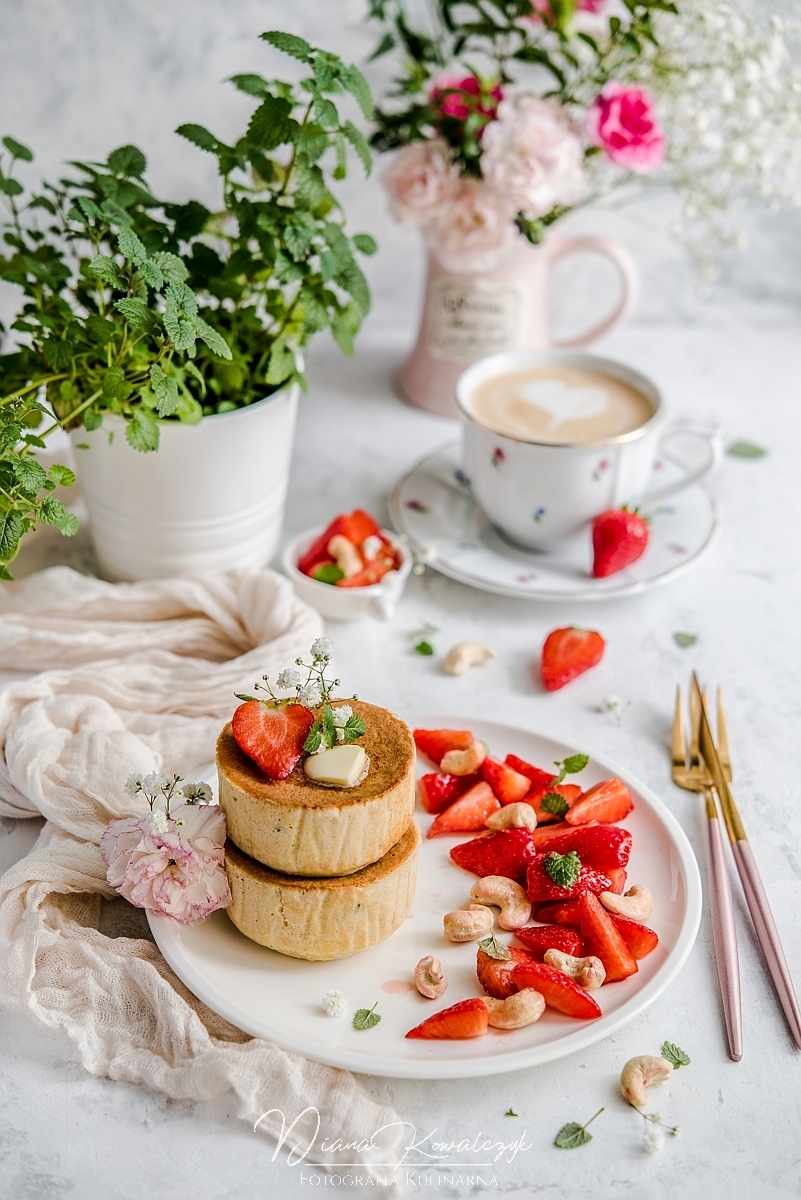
xmin=283 ymin=509 xmax=412 ymax=621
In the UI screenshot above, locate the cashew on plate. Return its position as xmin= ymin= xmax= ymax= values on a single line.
xmin=443 ymin=904 xmax=494 ymax=942
xmin=470 ymin=875 xmax=532 ymax=930
xmin=484 ymin=989 xmax=545 ymax=1029
xmin=485 ymin=802 xmax=538 ymax=832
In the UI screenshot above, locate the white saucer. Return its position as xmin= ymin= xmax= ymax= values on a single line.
xmin=389 ymin=444 xmax=717 ymax=601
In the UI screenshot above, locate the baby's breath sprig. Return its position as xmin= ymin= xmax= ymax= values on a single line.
xmin=236 ymin=637 xmax=355 ymax=711
xmin=125 ymin=772 xmax=213 ymax=823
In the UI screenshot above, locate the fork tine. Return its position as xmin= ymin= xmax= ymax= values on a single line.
xmin=717 ymin=687 xmax=732 ymax=782
xmin=672 ymin=685 xmax=687 ymax=771
xmin=689 ymin=676 xmax=702 ymax=768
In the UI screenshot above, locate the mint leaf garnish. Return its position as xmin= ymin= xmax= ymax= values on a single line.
xmin=553 ymin=754 xmax=589 ymax=784
xmin=726 ymin=441 xmax=767 ymax=459
xmin=343 ymin=713 xmax=366 ymax=743
xmin=554 ymin=1108 xmax=604 ymax=1149
xmin=321 ymin=704 xmax=337 ymax=748
xmin=544 ymin=850 xmax=581 ymax=889
xmin=312 ymin=563 xmax=345 ymax=584
xmin=673 ymin=632 xmax=697 ymax=648
xmin=414 ymin=640 xmax=434 ymax=656
xmin=352 ymin=1002 xmax=381 ymax=1031
xmin=661 ymin=1041 xmax=691 ymax=1068
xmin=303 ymin=725 xmax=322 ymax=753
xmin=540 ymin=791 xmax=569 ymax=817
xmin=478 ymin=933 xmax=511 ymax=961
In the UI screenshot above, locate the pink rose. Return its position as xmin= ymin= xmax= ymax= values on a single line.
xmin=382 ymin=140 xmax=460 ymax=226
xmin=587 ymin=82 xmax=665 ymax=174
xmin=521 ymin=0 xmax=605 ymax=24
xmin=100 ymin=803 xmax=231 ymax=925
xmin=427 ymin=178 xmax=516 ymax=272
xmin=481 ymin=95 xmax=586 ymax=217
xmin=429 ymin=73 xmax=503 ymax=126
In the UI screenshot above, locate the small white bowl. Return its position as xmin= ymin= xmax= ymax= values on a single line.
xmin=282 ymin=526 xmax=413 ymax=621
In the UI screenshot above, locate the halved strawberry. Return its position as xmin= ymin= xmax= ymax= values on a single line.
xmin=511 ymin=959 xmax=602 ymax=1019
xmin=426 ymin=782 xmax=499 ymax=837
xmin=414 ymin=728 xmax=473 ymax=766
xmin=565 ymin=777 xmax=633 ymax=826
xmin=450 ymin=828 xmax=536 ymax=886
xmin=528 ymin=825 xmax=632 ymax=871
xmin=531 ymin=822 xmax=576 ymax=848
xmin=417 ymin=772 xmax=475 ymax=814
xmin=481 ymin=757 xmax=531 ymax=804
xmin=476 ymin=945 xmax=537 ymax=1000
xmin=505 ymin=754 xmax=556 ymax=793
xmin=231 ymin=701 xmax=314 ymax=781
xmin=578 ymin=892 xmax=638 ymax=983
xmin=611 ymin=915 xmax=659 ymax=959
xmin=297 ymin=509 xmax=381 ymax=576
xmin=526 ymin=783 xmax=582 ymax=825
xmin=533 ymin=900 xmax=582 ymax=927
xmin=607 ymin=867 xmax=628 ymax=894
xmin=336 ymin=544 xmax=399 ymax=589
xmin=406 ymin=997 xmax=488 ymax=1039
xmin=540 ymin=627 xmax=605 ymax=692
xmin=592 ymin=508 xmax=649 ymax=578
xmin=514 ymin=925 xmax=585 ymax=960
xmin=526 ymin=854 xmax=612 ymax=904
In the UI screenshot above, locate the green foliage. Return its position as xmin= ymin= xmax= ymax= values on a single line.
xmin=352 ymin=1003 xmax=381 ymax=1031
xmin=540 ymin=791 xmax=570 ymax=817
xmin=661 ymin=1040 xmax=691 ymax=1068
xmin=0 ymin=31 xmax=376 ymax=568
xmin=543 ymin=849 xmax=582 ymax=888
xmin=554 ymin=1108 xmax=604 ymax=1149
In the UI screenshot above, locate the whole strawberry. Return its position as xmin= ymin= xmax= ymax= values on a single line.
xmin=592 ymin=507 xmax=649 ymax=578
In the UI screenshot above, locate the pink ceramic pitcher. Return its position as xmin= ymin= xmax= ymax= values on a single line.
xmin=398 ymin=234 xmax=638 ymax=418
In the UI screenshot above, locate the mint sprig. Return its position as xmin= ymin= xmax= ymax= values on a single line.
xmin=543 ymin=850 xmax=582 ymax=889
xmin=478 ymin=933 xmax=511 ymax=961
xmin=353 ymin=1002 xmax=381 ymax=1031
xmin=554 ymin=1107 xmax=604 ymax=1149
xmin=343 ymin=713 xmax=366 ymax=743
xmin=552 ymin=754 xmax=589 ymax=785
xmin=540 ymin=791 xmax=569 ymax=817
xmin=661 ymin=1040 xmax=691 ymax=1069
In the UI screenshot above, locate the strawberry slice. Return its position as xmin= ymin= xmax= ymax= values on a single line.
xmin=418 ymin=772 xmax=475 ymax=814
xmin=505 ymin=754 xmax=556 ymax=793
xmin=450 ymin=828 xmax=537 ymax=886
xmin=426 ymin=782 xmax=499 ymax=837
xmin=514 ymin=925 xmax=585 ymax=960
xmin=540 ymin=627 xmax=605 ymax=692
xmin=476 ymin=945 xmax=537 ymax=1000
xmin=511 ymin=959 xmax=602 ymax=1020
xmin=481 ymin=757 xmax=531 ymax=804
xmin=611 ymin=915 xmax=659 ymax=959
xmin=525 ymin=783 xmax=582 ymax=825
xmin=231 ymin=700 xmax=315 ymax=781
xmin=533 ymin=900 xmax=582 ymax=927
xmin=565 ymin=777 xmax=633 ymax=825
xmin=528 ymin=825 xmax=632 ymax=870
xmin=607 ymin=867 xmax=628 ymax=894
xmin=592 ymin=508 xmax=649 ymax=578
xmin=336 ymin=543 xmax=400 ymax=589
xmin=297 ymin=509 xmax=381 ymax=576
xmin=406 ymin=997 xmax=488 ymax=1040
xmin=414 ymin=728 xmax=473 ymax=766
xmin=526 ymin=854 xmax=612 ymax=904
xmin=577 ymin=892 xmax=638 ymax=982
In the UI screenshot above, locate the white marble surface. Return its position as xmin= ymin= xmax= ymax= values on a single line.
xmin=2 ymin=3 xmax=801 ymax=1199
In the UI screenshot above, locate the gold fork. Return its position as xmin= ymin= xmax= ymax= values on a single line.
xmin=672 ymin=684 xmax=742 ymax=1061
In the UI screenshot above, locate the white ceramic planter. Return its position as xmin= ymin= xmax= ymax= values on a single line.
xmin=71 ymin=385 xmax=299 ymax=581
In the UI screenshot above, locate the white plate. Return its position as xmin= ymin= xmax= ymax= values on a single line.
xmin=389 ymin=445 xmax=717 ymax=601
xmin=149 ymin=714 xmax=702 ymax=1080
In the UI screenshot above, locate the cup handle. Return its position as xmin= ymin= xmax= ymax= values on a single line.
xmin=370 ymin=590 xmax=396 ymax=620
xmin=545 ymin=235 xmax=639 ymax=348
xmin=643 ymin=420 xmax=724 ymax=503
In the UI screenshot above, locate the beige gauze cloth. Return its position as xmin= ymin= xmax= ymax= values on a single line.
xmin=0 ymin=565 xmax=403 ymax=1173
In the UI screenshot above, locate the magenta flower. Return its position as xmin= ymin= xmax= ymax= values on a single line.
xmin=429 ymin=74 xmax=504 ymax=130
xmin=587 ymin=82 xmax=665 ymax=174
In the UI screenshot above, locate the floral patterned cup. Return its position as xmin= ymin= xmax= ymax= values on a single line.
xmin=457 ymin=348 xmax=722 ymax=551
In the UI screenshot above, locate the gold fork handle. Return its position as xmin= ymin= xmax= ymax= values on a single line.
xmin=704 ymin=789 xmax=743 ymax=1061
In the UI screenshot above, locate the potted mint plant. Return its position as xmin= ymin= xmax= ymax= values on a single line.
xmin=0 ymin=32 xmax=375 ymax=580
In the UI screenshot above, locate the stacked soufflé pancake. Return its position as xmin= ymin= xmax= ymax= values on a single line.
xmin=217 ymin=654 xmax=419 ymax=960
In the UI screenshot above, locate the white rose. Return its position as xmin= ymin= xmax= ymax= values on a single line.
xmin=481 ymin=95 xmax=586 ymax=218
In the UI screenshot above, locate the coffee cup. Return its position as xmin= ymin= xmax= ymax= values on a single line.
xmin=456 ymin=348 xmax=721 ymax=551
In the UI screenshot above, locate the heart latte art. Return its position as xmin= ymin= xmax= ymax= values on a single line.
xmin=469 ymin=365 xmax=653 ymax=443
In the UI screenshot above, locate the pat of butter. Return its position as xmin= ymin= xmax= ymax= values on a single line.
xmin=304 ymin=745 xmax=369 ymax=788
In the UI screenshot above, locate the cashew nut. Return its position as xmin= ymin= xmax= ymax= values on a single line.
xmin=440 ymin=738 xmax=487 ymax=776
xmin=327 ymin=534 xmax=362 ymax=579
xmin=620 ymin=1055 xmax=674 ymax=1108
xmin=443 ymin=642 xmax=498 ymax=677
xmin=485 ymin=802 xmax=538 ymax=832
xmin=414 ymin=955 xmax=448 ymax=999
xmin=470 ymin=876 xmax=532 ymax=930
xmin=600 ymin=885 xmax=653 ymax=923
xmin=443 ymin=903 xmax=495 ymax=942
xmin=543 ymin=949 xmax=606 ymax=990
xmin=484 ymin=988 xmax=545 ymax=1029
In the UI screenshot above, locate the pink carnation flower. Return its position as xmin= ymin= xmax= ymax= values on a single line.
xmin=429 ymin=73 xmax=503 ymax=125
xmin=382 ymin=140 xmax=460 ymax=226
xmin=427 ymin=178 xmax=516 ymax=272
xmin=521 ymin=0 xmax=606 ymax=24
xmin=100 ymin=803 xmax=231 ymax=925
xmin=481 ymin=95 xmax=586 ymax=217
xmin=587 ymin=82 xmax=665 ymax=174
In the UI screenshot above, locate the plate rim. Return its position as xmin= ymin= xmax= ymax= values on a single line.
xmin=148 ymin=712 xmax=703 ymax=1080
xmin=389 ymin=442 xmax=718 ymax=601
